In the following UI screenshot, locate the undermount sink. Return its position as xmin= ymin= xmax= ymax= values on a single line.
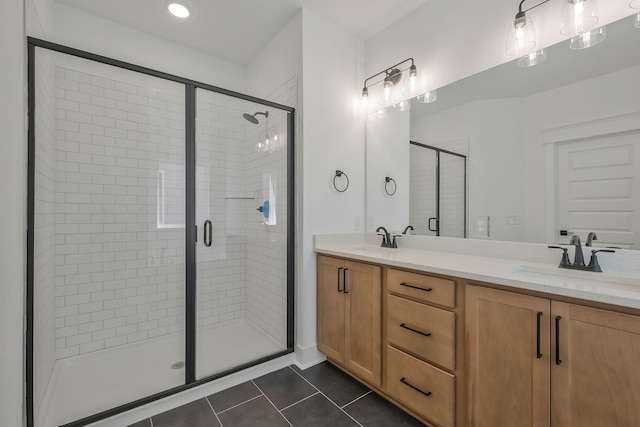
xmin=504 ymin=264 xmax=640 ymax=288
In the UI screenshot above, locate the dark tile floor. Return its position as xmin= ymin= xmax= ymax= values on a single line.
xmin=130 ymin=362 xmax=426 ymax=426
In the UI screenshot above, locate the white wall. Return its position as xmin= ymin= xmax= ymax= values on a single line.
xmin=0 ymin=0 xmax=25 ymax=426
xmin=298 ymin=9 xmax=365 ymax=365
xmin=366 ymin=108 xmax=410 ymax=232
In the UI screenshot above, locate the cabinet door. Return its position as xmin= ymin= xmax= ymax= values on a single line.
xmin=317 ymin=256 xmax=346 ymax=363
xmin=466 ymin=286 xmax=550 ymax=427
xmin=552 ymin=302 xmax=640 ymax=427
xmin=344 ymin=261 xmax=382 ymax=386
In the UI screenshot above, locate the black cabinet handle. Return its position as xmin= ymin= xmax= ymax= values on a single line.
xmin=400 ymin=282 xmax=432 ymax=292
xmin=204 ymin=220 xmax=212 ymax=247
xmin=555 ymin=316 xmax=562 ymax=365
xmin=428 ymin=217 xmax=439 ymax=232
xmin=536 ymin=312 xmax=542 ymax=359
xmin=400 ymin=377 xmax=432 ymax=397
xmin=343 ymin=268 xmax=349 ymax=294
xmin=400 ymin=323 xmax=432 ymax=338
xmin=337 ymin=267 xmax=343 ymax=293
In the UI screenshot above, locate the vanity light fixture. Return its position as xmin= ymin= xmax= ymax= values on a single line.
xmin=362 ymin=58 xmax=420 ymax=110
xmin=569 ymin=25 xmax=606 ymax=49
xmin=560 ymin=0 xmax=599 ymax=36
xmin=168 ymin=2 xmax=190 ymax=18
xmin=505 ymin=0 xmax=549 ymax=57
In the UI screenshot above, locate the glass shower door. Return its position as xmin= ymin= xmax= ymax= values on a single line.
xmin=31 ymin=48 xmax=187 ymax=426
xmin=194 ymin=88 xmax=290 ymax=379
xmin=409 ymin=143 xmax=438 ymax=235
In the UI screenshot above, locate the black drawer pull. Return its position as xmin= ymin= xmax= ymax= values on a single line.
xmin=337 ymin=268 xmax=343 ymax=293
xmin=400 ymin=282 xmax=432 ymax=292
xmin=343 ymin=268 xmax=349 ymax=294
xmin=400 ymin=377 xmax=432 ymax=397
xmin=536 ymin=312 xmax=542 ymax=359
xmin=400 ymin=323 xmax=432 ymax=338
xmin=555 ymin=316 xmax=562 ymax=365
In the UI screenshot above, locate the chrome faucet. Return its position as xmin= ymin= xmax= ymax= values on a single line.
xmin=586 ymin=232 xmax=597 ymax=247
xmin=376 ymin=226 xmax=398 ymax=248
xmin=570 ymin=235 xmax=586 ymax=267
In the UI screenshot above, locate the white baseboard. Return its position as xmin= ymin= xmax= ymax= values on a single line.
xmin=293 ymin=343 xmax=326 ymax=370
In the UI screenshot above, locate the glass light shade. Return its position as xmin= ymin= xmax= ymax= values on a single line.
xmin=517 ymin=49 xmax=547 ymax=67
xmin=506 ymin=16 xmax=537 ymax=56
xmin=403 ymin=67 xmax=419 ymax=96
xmin=636 ymin=13 xmax=640 ymax=29
xmin=417 ymin=90 xmax=437 ymax=103
xmin=168 ymin=3 xmax=190 ymax=18
xmin=560 ymin=0 xmax=599 ymax=36
xmin=570 ymin=26 xmax=606 ymax=49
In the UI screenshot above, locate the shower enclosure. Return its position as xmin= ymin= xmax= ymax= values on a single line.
xmin=409 ymin=141 xmax=467 ymax=237
xmin=27 ymin=39 xmax=294 ymax=427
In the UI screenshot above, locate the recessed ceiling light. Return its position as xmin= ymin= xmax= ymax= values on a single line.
xmin=168 ymin=2 xmax=190 ymax=18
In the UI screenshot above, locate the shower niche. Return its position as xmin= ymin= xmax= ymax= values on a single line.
xmin=28 ymin=40 xmax=294 ymax=427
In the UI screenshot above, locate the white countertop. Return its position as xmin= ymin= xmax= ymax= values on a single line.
xmin=314 ymin=234 xmax=640 ymax=310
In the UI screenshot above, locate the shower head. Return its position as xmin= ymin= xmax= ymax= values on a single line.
xmin=242 ymin=111 xmax=269 ymax=124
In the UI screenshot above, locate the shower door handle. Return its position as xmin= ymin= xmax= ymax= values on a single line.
xmin=203 ymin=220 xmax=212 ymax=247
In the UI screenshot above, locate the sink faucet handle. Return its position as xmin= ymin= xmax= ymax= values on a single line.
xmin=548 ymin=245 xmax=571 ymax=267
xmin=587 ymin=249 xmax=615 ymax=272
xmin=402 ymin=225 xmax=414 ymax=235
xmin=391 ymin=234 xmax=402 ymax=248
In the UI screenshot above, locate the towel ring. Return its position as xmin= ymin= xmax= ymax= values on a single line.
xmin=333 ymin=170 xmax=349 ymax=193
xmin=385 ymin=176 xmax=397 ymax=196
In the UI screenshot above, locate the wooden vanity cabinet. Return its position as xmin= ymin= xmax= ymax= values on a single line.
xmin=465 ymin=285 xmax=550 ymax=427
xmin=551 ymin=302 xmax=640 ymax=427
xmin=317 ymin=255 xmax=382 ymax=386
xmin=467 ymin=285 xmax=640 ymax=427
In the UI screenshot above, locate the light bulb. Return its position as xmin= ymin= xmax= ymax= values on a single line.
xmin=168 ymin=3 xmax=190 ymax=18
xmin=383 ymin=78 xmax=392 ymax=101
xmin=636 ymin=13 xmax=640 ymax=29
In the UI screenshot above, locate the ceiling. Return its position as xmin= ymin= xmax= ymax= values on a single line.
xmin=55 ymin=0 xmax=427 ymax=65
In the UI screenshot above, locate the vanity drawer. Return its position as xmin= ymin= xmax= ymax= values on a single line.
xmin=387 ymin=294 xmax=455 ymax=370
xmin=386 ymin=346 xmax=455 ymax=427
xmin=387 ymin=269 xmax=455 ymax=308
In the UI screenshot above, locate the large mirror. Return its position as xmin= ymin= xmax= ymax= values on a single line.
xmin=366 ymin=14 xmax=640 ymax=249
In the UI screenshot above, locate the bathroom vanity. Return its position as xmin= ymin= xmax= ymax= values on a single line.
xmin=315 ymin=234 xmax=640 ymax=427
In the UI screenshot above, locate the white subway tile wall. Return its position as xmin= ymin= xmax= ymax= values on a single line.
xmin=34 ymin=48 xmax=58 ymax=414
xmin=54 ymin=65 xmax=187 ymax=358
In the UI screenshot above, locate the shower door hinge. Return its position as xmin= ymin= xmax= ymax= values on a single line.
xmin=195 ymin=225 xmax=197 ymax=242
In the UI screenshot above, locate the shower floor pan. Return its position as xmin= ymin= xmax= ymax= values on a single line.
xmin=38 ymin=318 xmax=283 ymax=427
